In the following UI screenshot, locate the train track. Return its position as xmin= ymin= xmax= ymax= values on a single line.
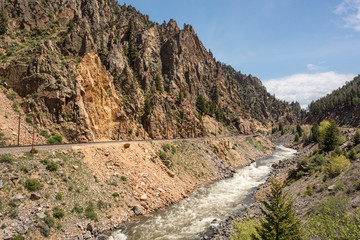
xmin=0 ymin=135 xmax=255 ymax=154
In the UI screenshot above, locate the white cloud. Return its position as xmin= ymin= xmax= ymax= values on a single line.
xmin=306 ymin=63 xmax=328 ymax=72
xmin=264 ymin=72 xmax=356 ymax=109
xmin=335 ymin=0 xmax=360 ymax=31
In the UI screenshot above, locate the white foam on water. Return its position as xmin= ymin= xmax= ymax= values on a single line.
xmin=111 ymin=145 xmax=296 ymax=240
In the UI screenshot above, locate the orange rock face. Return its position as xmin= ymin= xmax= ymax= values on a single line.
xmin=76 ymin=52 xmax=123 ymax=141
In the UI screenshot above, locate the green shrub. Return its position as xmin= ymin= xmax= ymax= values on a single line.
xmin=348 ymin=148 xmax=357 ymax=161
xmin=20 ymin=166 xmax=29 ymax=173
xmin=52 ymin=207 xmax=64 ymax=219
xmin=121 ymin=176 xmax=127 ymax=181
xmin=294 ymin=134 xmax=299 ymax=142
xmin=97 ymin=200 xmax=106 ymax=209
xmin=40 ymin=130 xmax=50 ymax=138
xmin=232 ymin=219 xmax=260 ymax=240
xmin=25 ymin=116 xmax=32 ymax=123
xmin=112 ymin=192 xmax=119 ymax=198
xmin=47 ymin=134 xmax=63 ymax=144
xmin=14 ymin=234 xmax=23 ymax=240
xmin=304 ymin=185 xmax=314 ymax=196
xmin=162 ymin=143 xmax=171 ymax=152
xmin=38 ymin=224 xmax=50 ymax=237
xmin=12 ymin=102 xmax=19 ymax=112
xmin=72 ymin=203 xmax=83 ymax=214
xmin=304 ymin=197 xmax=360 ymax=239
xmin=0 ymin=154 xmax=13 ymax=164
xmin=325 ymin=155 xmax=351 ymax=178
xmin=171 ymin=145 xmax=177 ymax=154
xmin=6 ymin=92 xmax=16 ymax=101
xmin=55 ymin=192 xmax=63 ymax=200
xmin=158 ymin=150 xmax=167 ymax=160
xmin=85 ymin=202 xmax=98 ymax=221
xmin=25 ymin=179 xmax=41 ymax=192
xmin=46 ymin=161 xmax=58 ymax=171
xmin=44 ymin=216 xmax=55 ymax=228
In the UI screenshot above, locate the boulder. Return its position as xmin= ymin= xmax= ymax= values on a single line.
xmin=37 ymin=212 xmax=47 ymax=219
xmin=133 ymin=205 xmax=143 ymax=215
xmin=15 ymin=194 xmax=25 ymax=202
xmin=140 ymin=194 xmax=147 ymax=201
xmin=30 ymin=193 xmax=41 ymax=200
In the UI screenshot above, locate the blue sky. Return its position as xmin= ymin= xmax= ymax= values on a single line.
xmin=120 ymin=0 xmax=360 ymax=108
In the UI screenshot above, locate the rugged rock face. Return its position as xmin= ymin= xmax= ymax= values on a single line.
xmin=76 ymin=52 xmax=123 ymax=141
xmin=0 ymin=0 xmax=301 ymax=142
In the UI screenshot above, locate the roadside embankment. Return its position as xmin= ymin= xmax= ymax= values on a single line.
xmin=0 ymin=135 xmax=274 ymax=240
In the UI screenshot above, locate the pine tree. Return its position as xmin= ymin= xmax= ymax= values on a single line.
xmin=354 ymin=130 xmax=360 ymax=146
xmin=320 ymin=120 xmax=340 ymax=152
xmin=311 ymin=123 xmax=319 ymax=143
xmin=0 ymin=9 xmax=8 ymax=35
xmin=252 ymin=180 xmax=301 ymax=240
xmin=196 ymin=95 xmax=206 ymax=114
xmin=144 ymin=97 xmax=151 ymax=115
xmin=296 ymin=125 xmax=302 ymax=137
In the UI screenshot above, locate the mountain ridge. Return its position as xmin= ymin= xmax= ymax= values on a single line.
xmin=0 ymin=0 xmax=301 ymax=144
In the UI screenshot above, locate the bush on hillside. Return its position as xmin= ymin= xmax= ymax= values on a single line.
xmin=325 ymin=155 xmax=351 ymax=178
xmin=25 ymin=179 xmax=41 ymax=192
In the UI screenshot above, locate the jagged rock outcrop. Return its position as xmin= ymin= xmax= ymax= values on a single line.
xmin=0 ymin=0 xmax=301 ymax=142
xmin=76 ymin=52 xmax=123 ymax=141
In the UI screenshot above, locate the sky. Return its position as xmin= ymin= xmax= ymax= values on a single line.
xmin=120 ymin=0 xmax=360 ymax=108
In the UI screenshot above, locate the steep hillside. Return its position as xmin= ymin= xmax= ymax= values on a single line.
xmin=306 ymin=75 xmax=360 ymax=127
xmin=0 ymin=136 xmax=274 ymax=239
xmin=0 ymin=0 xmax=301 ymax=144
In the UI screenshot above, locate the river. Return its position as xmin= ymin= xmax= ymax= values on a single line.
xmin=110 ymin=144 xmax=296 ymax=240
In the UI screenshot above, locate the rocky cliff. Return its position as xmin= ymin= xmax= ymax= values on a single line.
xmin=0 ymin=0 xmax=301 ymax=143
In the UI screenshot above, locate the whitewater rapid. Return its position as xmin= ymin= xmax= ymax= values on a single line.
xmin=110 ymin=145 xmax=296 ymax=240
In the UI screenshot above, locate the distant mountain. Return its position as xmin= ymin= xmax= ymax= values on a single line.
xmin=0 ymin=0 xmax=301 ymax=142
xmin=306 ymin=75 xmax=360 ymax=127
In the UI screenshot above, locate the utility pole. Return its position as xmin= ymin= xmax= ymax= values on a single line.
xmin=166 ymin=119 xmax=169 ymax=139
xmin=17 ymin=113 xmax=21 ymax=146
xmin=31 ymin=127 xmax=35 ymax=154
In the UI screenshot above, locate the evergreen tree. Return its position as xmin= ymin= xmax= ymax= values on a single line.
xmin=126 ymin=19 xmax=138 ymax=66
xmin=0 ymin=9 xmax=8 ymax=35
xmin=252 ymin=180 xmax=301 ymax=240
xmin=296 ymin=125 xmax=302 ymax=137
xmin=144 ymin=97 xmax=151 ymax=115
xmin=354 ymin=130 xmax=360 ymax=146
xmin=311 ymin=123 xmax=319 ymax=143
xmin=155 ymin=74 xmax=163 ymax=93
xmin=196 ymin=94 xmax=206 ymax=114
xmin=211 ymin=85 xmax=219 ymax=104
xmin=320 ymin=120 xmax=340 ymax=152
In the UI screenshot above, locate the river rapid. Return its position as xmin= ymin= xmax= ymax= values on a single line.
xmin=110 ymin=145 xmax=296 ymax=240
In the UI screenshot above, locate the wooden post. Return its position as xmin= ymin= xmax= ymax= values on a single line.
xmin=31 ymin=128 xmax=35 ymax=154
xmin=17 ymin=113 xmax=21 ymax=146
xmin=166 ymin=119 xmax=169 ymax=139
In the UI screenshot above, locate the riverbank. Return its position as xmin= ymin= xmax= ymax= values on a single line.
xmin=203 ymin=142 xmax=311 ymax=240
xmin=0 ymin=135 xmax=274 ymax=240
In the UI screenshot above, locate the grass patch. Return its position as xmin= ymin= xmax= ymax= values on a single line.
xmin=0 ymin=154 xmax=14 ymax=164
xmin=84 ymin=202 xmax=98 ymax=221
